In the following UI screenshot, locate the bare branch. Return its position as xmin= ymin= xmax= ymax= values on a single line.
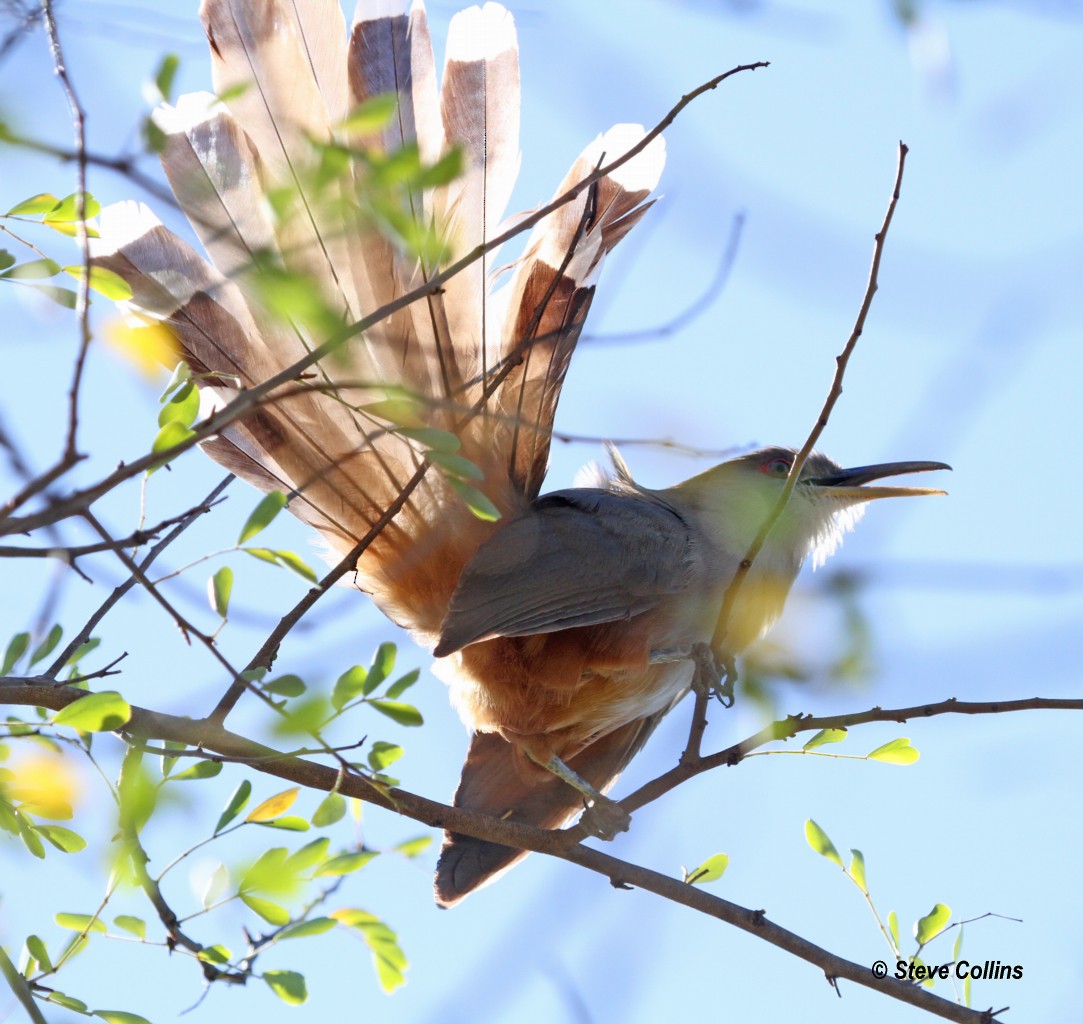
xmin=1 ymin=675 xmax=1018 ymax=1023
xmin=710 ymin=141 xmax=910 ymax=658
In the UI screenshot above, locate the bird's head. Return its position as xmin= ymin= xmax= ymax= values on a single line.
xmin=675 ymin=446 xmax=951 ymax=572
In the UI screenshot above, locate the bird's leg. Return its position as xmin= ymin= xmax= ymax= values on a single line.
xmin=540 ymin=754 xmax=631 ymax=840
xmin=649 ymin=643 xmax=737 ymax=707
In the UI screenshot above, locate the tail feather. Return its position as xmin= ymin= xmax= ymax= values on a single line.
xmin=434 ymin=714 xmax=663 ymax=907
xmin=92 ymin=1 xmax=667 ymax=880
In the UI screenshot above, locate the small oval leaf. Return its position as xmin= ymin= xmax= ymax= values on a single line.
xmin=804 ymin=819 xmax=843 ymax=868
xmin=803 ymin=727 xmax=847 ymax=751
xmin=915 ymin=903 xmax=952 ymax=945
xmin=264 ymin=969 xmax=307 ymax=1006
xmin=238 ymin=491 xmax=287 ymax=544
xmin=53 ymin=692 xmax=131 ymax=732
xmin=867 ymin=738 xmax=920 ymax=765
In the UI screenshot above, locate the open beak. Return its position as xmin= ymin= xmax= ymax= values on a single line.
xmin=807 ymin=460 xmax=952 ymax=501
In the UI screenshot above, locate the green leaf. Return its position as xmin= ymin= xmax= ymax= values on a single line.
xmin=311 ymin=792 xmax=346 ymax=828
xmin=263 ymin=674 xmax=306 ymax=697
xmin=332 ymin=909 xmax=408 ymax=993
xmin=44 ymin=192 xmax=101 ymax=223
xmin=94 ymin=1010 xmax=152 ymax=1024
xmin=2 ymin=632 xmax=30 ymax=674
xmin=215 ymin=779 xmax=252 ymax=833
xmin=686 ymin=852 xmax=730 ymax=885
xmin=848 ymin=849 xmax=867 ymax=891
xmin=331 ymin=665 xmax=367 ymax=711
xmin=366 ymin=642 xmax=396 ymax=693
xmin=804 ymin=819 xmax=843 ymax=868
xmin=65 ymin=638 xmax=100 ymax=668
xmin=953 ymin=923 xmax=964 ymax=965
xmin=113 ymin=916 xmax=146 ymax=939
xmin=28 ymin=624 xmax=63 ymax=667
xmin=447 ymin=478 xmax=501 ymax=521
xmin=255 ymin=815 xmax=310 ymax=832
xmin=415 ymin=147 xmax=464 ymax=188
xmin=340 ymin=93 xmax=398 ymax=134
xmin=154 ymin=53 xmax=180 ymax=101
xmin=888 ymin=910 xmax=900 ymax=951
xmin=246 ymin=787 xmax=299 ymax=822
xmin=169 ymin=760 xmax=222 ymax=782
xmin=264 ymin=969 xmax=307 ymax=1006
xmin=241 ymin=894 xmax=290 ymax=926
xmin=867 ymin=737 xmax=920 ymax=765
xmin=393 ymin=835 xmax=432 ymax=859
xmin=48 ymin=992 xmax=89 ymax=1013
xmin=0 ymin=249 xmax=13 ymax=271
xmin=157 ymin=380 xmax=200 ymax=429
xmin=36 ymin=826 xmax=87 ymax=853
xmin=16 ymin=818 xmax=44 ymax=857
xmin=149 ymin=421 xmax=195 ymax=471
xmin=803 ymin=727 xmax=847 ymax=751
xmin=54 ymin=692 xmax=131 ymax=732
xmin=197 ymin=944 xmax=231 ymax=964
xmin=272 ymin=549 xmax=317 ymax=583
xmin=397 ymin=427 xmax=460 ymax=453
xmin=6 ymin=193 xmax=60 ymax=216
xmin=208 ymin=567 xmax=233 ymax=619
xmin=315 ymin=850 xmax=378 ymax=876
xmin=0 ymin=257 xmax=60 ymax=279
xmin=384 ymin=668 xmax=419 ymax=700
xmin=279 ymin=917 xmax=337 ymax=940
xmin=367 ymin=741 xmax=403 ymax=771
xmin=159 ymin=360 xmax=191 ymax=401
xmin=285 ymin=837 xmax=330 ymax=873
xmin=426 ymin=451 xmax=484 ymax=480
xmin=29 ymin=283 xmax=79 ymax=307
xmin=238 ymin=491 xmax=287 ymax=544
xmin=368 ymin=700 xmax=423 ymax=727
xmin=26 ymin=934 xmax=52 ymax=971
xmin=63 ymin=264 xmax=133 ymax=300
xmin=915 ymin=903 xmax=951 ymax=945
xmin=243 ymin=546 xmax=281 ymax=566
xmin=55 ymin=913 xmax=107 ymax=934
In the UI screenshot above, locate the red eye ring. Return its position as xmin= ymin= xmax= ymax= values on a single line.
xmin=759 ymin=457 xmax=792 ymax=477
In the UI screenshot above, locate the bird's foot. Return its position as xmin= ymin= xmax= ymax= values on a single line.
xmin=542 ymin=754 xmax=632 ymax=840
xmin=579 ymin=794 xmax=632 ymax=840
xmin=650 ymin=643 xmax=737 ymax=708
xmin=690 ymin=642 xmax=737 ymax=708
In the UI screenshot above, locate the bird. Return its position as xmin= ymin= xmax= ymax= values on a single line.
xmin=89 ymin=0 xmax=948 ymax=907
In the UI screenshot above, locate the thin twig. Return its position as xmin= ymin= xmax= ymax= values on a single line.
xmin=3 ymin=676 xmax=1036 ymax=1023
xmin=583 ymin=211 xmax=746 ymax=344
xmin=0 ymin=63 xmax=769 ymax=540
xmin=44 ymin=476 xmax=233 ymax=677
xmin=622 ymin=694 xmax=1083 ymax=813
xmin=40 ymin=0 xmax=92 ymax=462
xmin=709 ymin=143 xmax=910 ymax=659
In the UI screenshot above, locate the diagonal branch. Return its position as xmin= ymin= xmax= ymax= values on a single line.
xmin=1 ymin=675 xmax=1014 ymax=1023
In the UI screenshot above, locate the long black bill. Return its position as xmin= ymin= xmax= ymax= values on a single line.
xmin=808 ymin=461 xmax=952 ymax=487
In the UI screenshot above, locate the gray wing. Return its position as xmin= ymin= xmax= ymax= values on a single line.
xmin=435 ymin=488 xmax=694 ymax=655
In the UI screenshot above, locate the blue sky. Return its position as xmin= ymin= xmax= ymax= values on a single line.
xmin=2 ymin=1 xmax=1082 ymax=1022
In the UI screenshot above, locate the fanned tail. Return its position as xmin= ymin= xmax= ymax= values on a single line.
xmin=93 ymin=0 xmax=664 ymax=647
xmin=434 ymin=713 xmax=664 ymax=907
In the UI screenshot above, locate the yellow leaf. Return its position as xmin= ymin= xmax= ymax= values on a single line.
xmin=103 ymin=318 xmax=180 ymax=378
xmin=5 ymin=754 xmax=82 ymax=819
xmin=246 ymin=787 xmax=299 ymax=823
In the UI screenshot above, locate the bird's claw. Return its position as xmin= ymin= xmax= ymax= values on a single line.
xmin=689 ymin=643 xmax=736 ymax=708
xmin=579 ymin=795 xmax=632 ymax=840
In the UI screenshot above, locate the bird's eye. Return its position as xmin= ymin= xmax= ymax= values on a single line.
xmin=760 ymin=457 xmax=792 ymax=477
